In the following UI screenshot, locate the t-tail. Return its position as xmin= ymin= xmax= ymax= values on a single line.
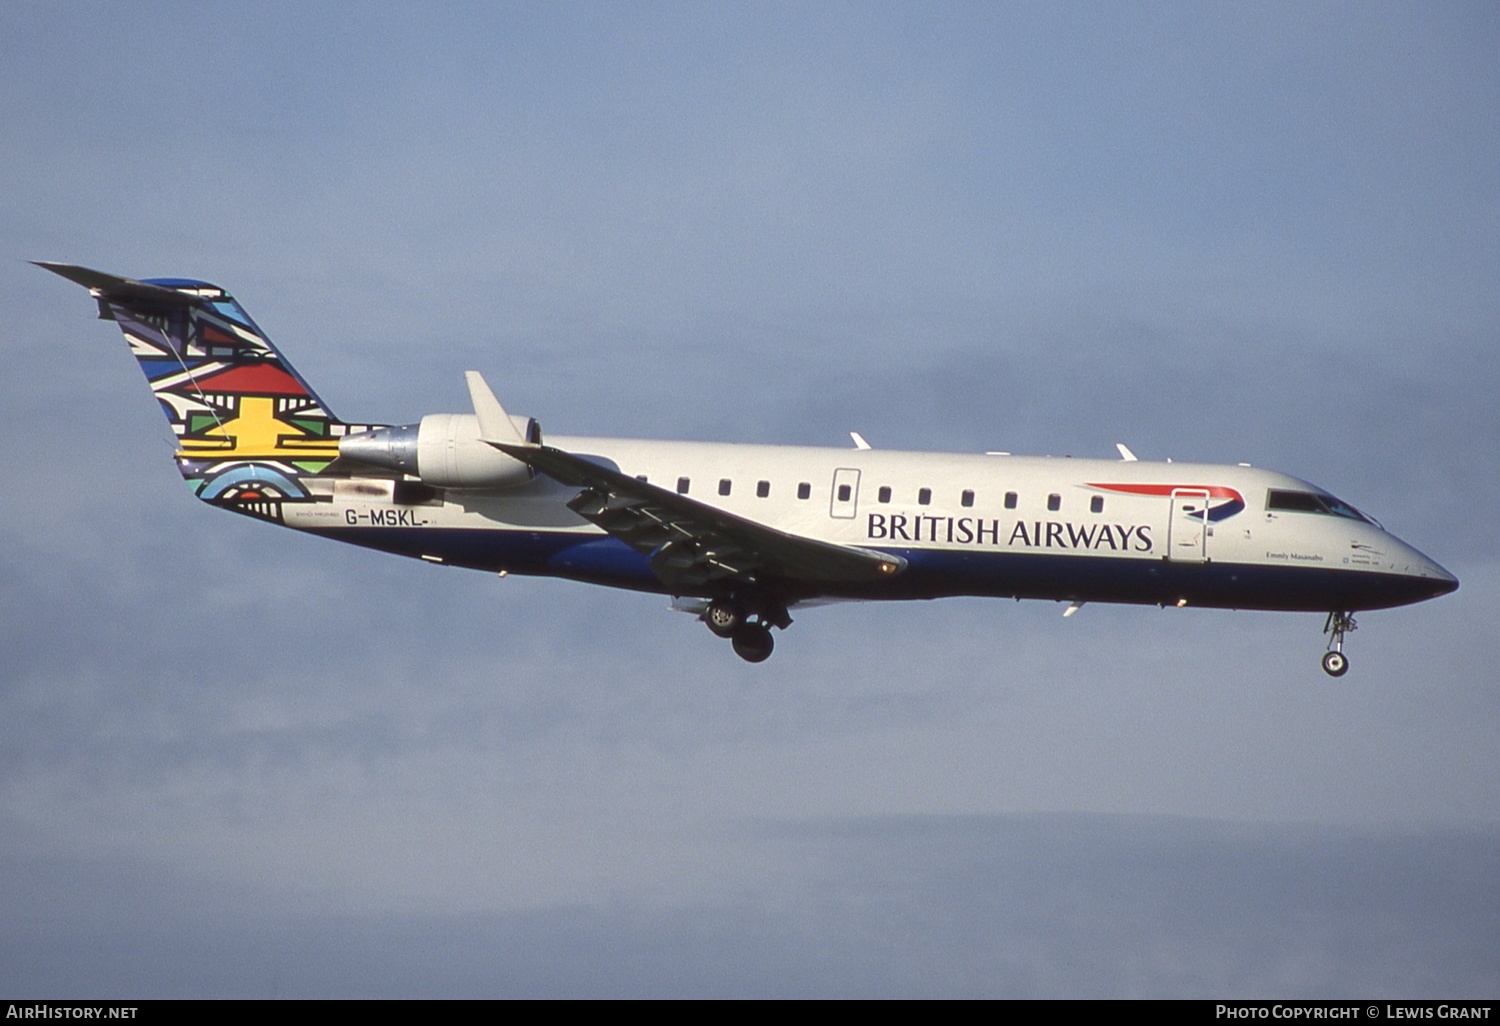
xmin=36 ymin=262 xmax=362 ymax=522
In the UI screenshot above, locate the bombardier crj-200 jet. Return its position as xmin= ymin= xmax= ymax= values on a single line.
xmin=39 ymin=263 xmax=1458 ymax=673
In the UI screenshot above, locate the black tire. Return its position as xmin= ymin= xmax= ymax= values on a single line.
xmin=1321 ymin=650 xmax=1349 ymax=677
xmin=731 ymin=623 xmax=775 ymax=663
xmin=704 ymin=600 xmax=740 ymax=639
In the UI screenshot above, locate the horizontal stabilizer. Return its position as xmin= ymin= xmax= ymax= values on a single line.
xmin=33 ymin=262 xmax=204 ymax=306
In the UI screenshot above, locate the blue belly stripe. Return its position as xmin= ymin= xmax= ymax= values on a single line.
xmin=302 ymin=525 xmax=1453 ymax=612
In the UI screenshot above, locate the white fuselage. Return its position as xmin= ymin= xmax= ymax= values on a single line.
xmin=292 ymin=436 xmax=1456 ymax=613
xmin=41 ymin=260 xmax=1457 ymax=669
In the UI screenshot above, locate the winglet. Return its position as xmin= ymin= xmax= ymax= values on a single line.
xmin=466 ymin=371 xmax=527 ymax=445
xmin=850 ymin=431 xmax=872 ymax=450
xmin=1116 ymin=443 xmax=1139 ymax=462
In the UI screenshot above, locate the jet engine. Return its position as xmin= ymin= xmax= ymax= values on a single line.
xmin=338 ymin=413 xmax=541 ymax=489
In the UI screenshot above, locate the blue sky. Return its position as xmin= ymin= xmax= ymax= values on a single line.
xmin=2 ymin=1 xmax=1497 ymax=997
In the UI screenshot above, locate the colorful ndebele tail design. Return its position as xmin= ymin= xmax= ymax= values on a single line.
xmin=36 ymin=262 xmax=370 ymax=523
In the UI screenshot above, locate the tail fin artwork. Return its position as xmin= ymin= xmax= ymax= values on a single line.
xmin=35 ymin=262 xmax=365 ymax=522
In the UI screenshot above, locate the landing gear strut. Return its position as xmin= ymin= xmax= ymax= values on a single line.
xmin=1321 ymin=611 xmax=1356 ymax=677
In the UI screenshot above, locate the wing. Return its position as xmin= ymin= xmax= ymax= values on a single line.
xmin=487 ymin=440 xmax=907 ymax=594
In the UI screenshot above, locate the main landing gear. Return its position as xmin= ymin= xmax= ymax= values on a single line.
xmin=702 ymin=597 xmax=789 ymax=663
xmin=1321 ymin=611 xmax=1357 ymax=677
xmin=732 ymin=622 xmax=775 ymax=663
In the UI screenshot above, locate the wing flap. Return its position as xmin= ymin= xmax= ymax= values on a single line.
xmin=490 ymin=441 xmax=905 ymax=592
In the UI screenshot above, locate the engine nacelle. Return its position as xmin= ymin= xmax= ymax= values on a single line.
xmin=338 ymin=413 xmax=541 ymax=489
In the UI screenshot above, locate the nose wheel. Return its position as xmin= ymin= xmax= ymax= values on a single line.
xmin=1321 ymin=611 xmax=1356 ymax=677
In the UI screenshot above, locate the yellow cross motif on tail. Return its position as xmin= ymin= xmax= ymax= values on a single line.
xmin=178 ymin=396 xmax=340 ymax=460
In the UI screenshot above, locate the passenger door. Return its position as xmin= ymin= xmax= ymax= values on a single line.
xmin=1167 ymin=488 xmax=1210 ymax=563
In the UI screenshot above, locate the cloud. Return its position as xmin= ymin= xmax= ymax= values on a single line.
xmin=2 ymin=814 xmax=1495 ymax=997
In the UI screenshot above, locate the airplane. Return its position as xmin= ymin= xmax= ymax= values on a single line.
xmin=37 ymin=262 xmax=1459 ymax=673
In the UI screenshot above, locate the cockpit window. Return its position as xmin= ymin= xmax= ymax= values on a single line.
xmin=1266 ymin=489 xmax=1371 ymax=523
xmin=1266 ymin=490 xmax=1322 ymax=513
xmin=1319 ymin=496 xmax=1369 ymax=522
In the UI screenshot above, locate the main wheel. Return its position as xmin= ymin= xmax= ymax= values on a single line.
xmin=731 ymin=622 xmax=775 ymax=663
xmin=704 ymin=600 xmax=741 ymax=639
xmin=1321 ymin=650 xmax=1349 ymax=677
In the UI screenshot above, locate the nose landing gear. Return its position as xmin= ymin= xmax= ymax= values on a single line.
xmin=1321 ymin=611 xmax=1357 ymax=676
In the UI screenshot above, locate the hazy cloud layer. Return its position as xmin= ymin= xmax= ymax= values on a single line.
xmin=3 ymin=816 xmax=1495 ymax=998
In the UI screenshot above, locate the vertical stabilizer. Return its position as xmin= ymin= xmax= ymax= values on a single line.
xmin=36 ymin=262 xmax=360 ymax=521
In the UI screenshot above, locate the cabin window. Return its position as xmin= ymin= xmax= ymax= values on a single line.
xmin=1004 ymin=491 xmax=1018 ymax=509
xmin=918 ymin=487 xmax=932 ymax=506
xmin=837 ymin=484 xmax=852 ymax=502
xmin=756 ymin=480 xmax=770 ymax=498
xmin=677 ymin=477 xmax=690 ymax=494
xmin=961 ymin=490 xmax=975 ymax=508
xmin=1090 ymin=495 xmax=1104 ymax=514
xmin=1047 ymin=493 xmax=1061 ymax=512
xmin=718 ymin=478 xmax=732 ymax=496
xmin=797 ymin=482 xmax=811 ymax=500
xmin=878 ymin=486 xmax=892 ymax=504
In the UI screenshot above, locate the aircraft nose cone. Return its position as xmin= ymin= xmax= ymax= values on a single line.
xmin=1432 ymin=565 xmax=1460 ymax=596
xmin=1407 ymin=551 xmax=1458 ymax=600
xmin=1381 ymin=535 xmax=1459 ymax=605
